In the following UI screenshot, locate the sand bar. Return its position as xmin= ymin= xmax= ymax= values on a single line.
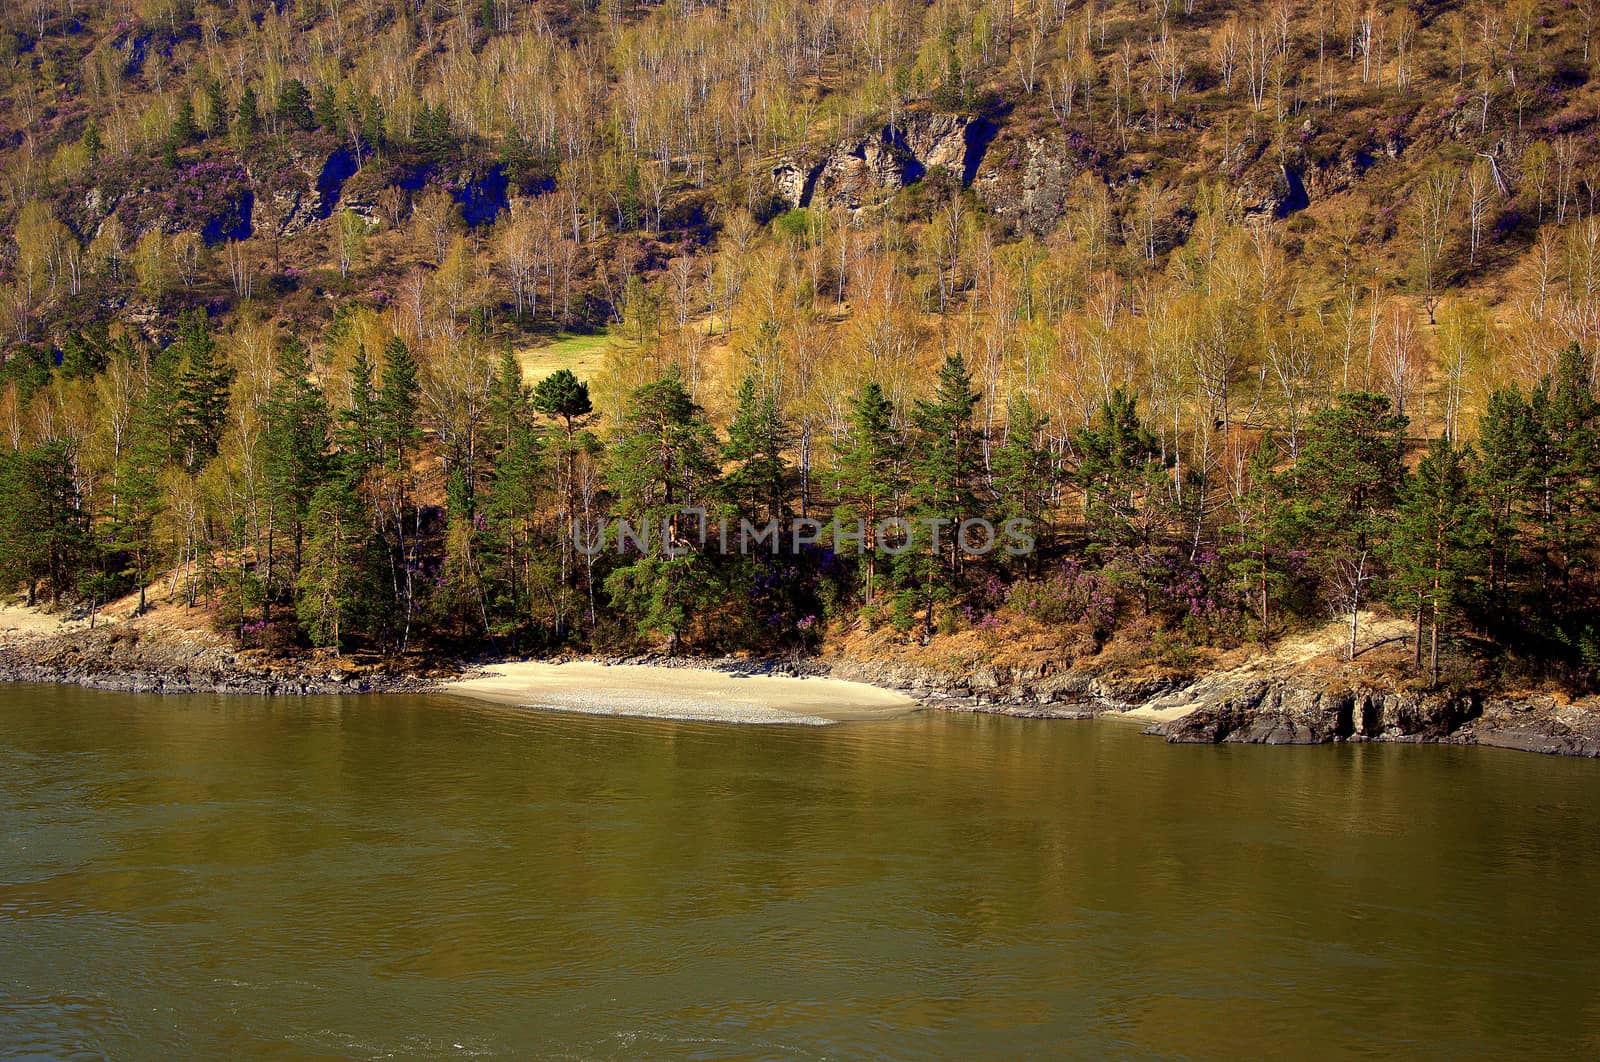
xmin=447 ymin=661 xmax=920 ymax=725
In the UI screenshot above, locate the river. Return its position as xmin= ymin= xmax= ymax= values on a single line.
xmin=2 ymin=683 xmax=1598 ymax=1058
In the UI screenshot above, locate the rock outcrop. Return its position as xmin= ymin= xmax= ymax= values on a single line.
xmin=1145 ymin=674 xmax=1600 ymax=756
xmin=970 ymin=134 xmax=1081 ymax=232
xmin=773 ymin=112 xmax=980 ymax=212
xmin=1147 ymin=676 xmax=1478 ymax=745
xmin=0 ymin=625 xmax=436 ymax=697
xmin=821 ymin=650 xmax=1600 ymax=757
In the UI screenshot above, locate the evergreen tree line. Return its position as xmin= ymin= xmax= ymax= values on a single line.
xmin=4 ymin=321 xmax=1600 ymax=689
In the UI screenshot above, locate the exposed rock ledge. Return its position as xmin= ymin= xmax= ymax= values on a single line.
xmin=818 ymin=655 xmax=1600 ymax=758
xmin=1136 ymin=674 xmax=1600 ymax=757
xmin=0 ymin=625 xmax=436 ymax=697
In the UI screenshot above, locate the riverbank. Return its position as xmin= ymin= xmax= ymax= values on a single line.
xmin=0 ymin=602 xmax=437 ymax=696
xmin=3 ymin=600 xmax=1598 ymax=755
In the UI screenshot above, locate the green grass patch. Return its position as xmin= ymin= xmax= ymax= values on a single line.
xmin=515 ymin=330 xmax=612 ymax=383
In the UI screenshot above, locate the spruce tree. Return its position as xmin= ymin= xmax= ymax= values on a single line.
xmin=0 ymin=442 xmax=90 ymax=608
xmin=314 ymin=85 xmax=340 ymax=132
xmin=297 ymin=459 xmax=373 ymax=652
xmin=275 ymin=79 xmax=314 ymax=132
xmin=1071 ymin=387 xmax=1172 ymax=615
xmin=175 ymin=318 xmax=233 ymax=472
xmin=1223 ymin=440 xmax=1296 ymax=632
xmin=172 ymin=96 xmax=199 ymax=146
xmin=487 ymin=344 xmax=530 ymax=452
xmin=1073 ymin=387 xmax=1167 ymax=553
xmin=205 ymin=80 xmax=230 ymax=136
xmin=81 ymin=120 xmax=102 ymax=166
xmin=1474 ymin=385 xmax=1539 ymax=612
xmin=336 ymin=343 xmax=382 ymax=477
xmin=377 ymin=337 xmax=421 ymax=468
xmin=1529 ymin=344 xmax=1597 ymax=601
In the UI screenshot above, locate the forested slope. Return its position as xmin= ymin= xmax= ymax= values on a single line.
xmin=2 ymin=0 xmax=1600 ymax=692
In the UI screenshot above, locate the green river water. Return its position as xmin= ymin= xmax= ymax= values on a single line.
xmin=1 ymin=683 xmax=1598 ymax=1059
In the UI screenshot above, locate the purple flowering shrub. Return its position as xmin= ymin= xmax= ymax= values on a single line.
xmin=1149 ymin=546 xmax=1248 ymax=645
xmin=1005 ymin=559 xmax=1118 ymax=639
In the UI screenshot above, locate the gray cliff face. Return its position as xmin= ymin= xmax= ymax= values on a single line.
xmin=1148 ymin=677 xmax=1600 ymax=756
xmin=1148 ymin=677 xmax=1479 ymax=745
xmin=969 ymin=135 xmax=1078 ymax=232
xmin=772 ymin=112 xmax=978 ymax=212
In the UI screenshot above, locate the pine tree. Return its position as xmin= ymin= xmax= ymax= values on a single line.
xmin=1390 ymin=436 xmax=1484 ymax=684
xmin=314 ymin=85 xmax=340 ymax=132
xmin=721 ymin=375 xmax=793 ymax=528
xmin=604 ymin=372 xmax=721 ymax=653
xmin=908 ymin=352 xmax=983 ymax=637
xmin=264 ymin=337 xmax=332 ymax=599
xmin=834 ymin=381 xmax=903 ymax=608
xmin=275 ymin=79 xmax=314 ymax=132
xmin=236 ymin=86 xmax=261 ymax=135
xmin=1294 ymin=391 xmax=1408 ymax=659
xmin=376 ymin=336 xmax=422 ymax=648
xmin=532 ymin=367 xmax=594 ymax=639
xmin=992 ymin=393 xmax=1052 ymax=569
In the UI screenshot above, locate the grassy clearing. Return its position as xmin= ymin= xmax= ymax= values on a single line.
xmin=515 ymin=330 xmax=613 ymax=383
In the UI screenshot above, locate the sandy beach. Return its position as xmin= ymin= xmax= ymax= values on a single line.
xmin=1119 ymin=702 xmax=1201 ymax=723
xmin=447 ymin=661 xmax=921 ymax=725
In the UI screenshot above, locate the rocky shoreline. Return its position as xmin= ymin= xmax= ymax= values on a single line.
xmin=818 ymin=655 xmax=1600 ymax=758
xmin=0 ymin=625 xmax=437 ymax=697
xmin=5 ymin=625 xmax=1599 ymax=757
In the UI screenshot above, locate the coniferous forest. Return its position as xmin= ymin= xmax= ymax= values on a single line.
xmin=2 ymin=0 xmax=1600 ymax=690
